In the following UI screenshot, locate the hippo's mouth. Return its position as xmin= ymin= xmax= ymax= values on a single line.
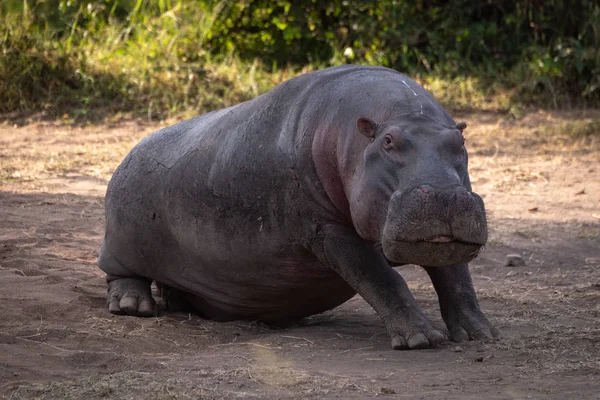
xmin=424 ymin=235 xmax=454 ymax=243
xmin=382 ymin=236 xmax=484 ymax=267
xmin=379 ymin=185 xmax=488 ymax=267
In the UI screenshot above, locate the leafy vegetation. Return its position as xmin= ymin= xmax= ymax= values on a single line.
xmin=1 ymin=0 xmax=599 ymax=122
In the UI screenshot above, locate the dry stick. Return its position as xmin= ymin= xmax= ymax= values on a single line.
xmin=280 ymin=335 xmax=314 ymax=344
xmin=340 ymin=346 xmax=373 ymax=354
xmin=210 ymin=342 xmax=282 ymax=350
xmin=0 ymin=332 xmax=117 ymax=355
xmin=13 ymin=336 xmax=86 ymax=354
xmin=368 ymin=332 xmax=386 ymax=341
xmin=0 ymin=264 xmax=26 ymax=276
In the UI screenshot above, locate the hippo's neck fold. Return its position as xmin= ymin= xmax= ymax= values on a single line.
xmin=312 ymin=114 xmax=377 ymax=227
xmin=312 ymin=122 xmax=353 ymax=222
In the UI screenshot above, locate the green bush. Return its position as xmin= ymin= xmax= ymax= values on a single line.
xmin=0 ymin=0 xmax=281 ymax=120
xmin=209 ymin=0 xmax=600 ymax=103
xmin=0 ymin=0 xmax=598 ymax=121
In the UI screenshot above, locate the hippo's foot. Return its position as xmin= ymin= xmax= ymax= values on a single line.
xmin=107 ymin=276 xmax=156 ymax=317
xmin=388 ymin=315 xmax=447 ymax=350
xmin=441 ymin=302 xmax=500 ymax=343
xmin=424 ymin=264 xmax=500 ymax=343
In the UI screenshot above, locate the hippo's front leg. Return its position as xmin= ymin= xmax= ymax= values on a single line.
xmin=423 ymin=264 xmax=500 ymax=342
xmin=314 ymin=224 xmax=446 ymax=350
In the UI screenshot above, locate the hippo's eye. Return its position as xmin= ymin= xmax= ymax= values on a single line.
xmin=383 ymin=135 xmax=393 ymax=149
xmin=452 ymin=132 xmax=465 ymax=151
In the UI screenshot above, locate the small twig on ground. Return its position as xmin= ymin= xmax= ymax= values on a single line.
xmin=14 ymin=336 xmax=85 ymax=353
xmin=340 ymin=346 xmax=373 ymax=354
xmin=335 ymin=333 xmax=366 ymax=340
xmin=280 ymin=335 xmax=314 ymax=344
xmin=368 ymin=332 xmax=386 ymax=341
xmin=162 ymin=337 xmax=181 ymax=347
xmin=0 ymin=264 xmax=26 ymax=276
xmin=178 ymin=313 xmax=192 ymax=324
xmin=210 ymin=342 xmax=282 ymax=350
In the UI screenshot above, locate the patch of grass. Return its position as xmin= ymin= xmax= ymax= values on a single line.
xmin=530 ymin=116 xmax=600 ymax=155
xmin=0 ymin=122 xmax=152 ymax=187
xmin=0 ymin=3 xmax=296 ymax=123
xmin=578 ymin=228 xmax=600 ymax=240
xmin=1 ymin=1 xmax=598 ymax=123
xmin=486 ymin=237 xmax=506 ymax=247
xmin=544 ymin=118 xmax=600 ymax=138
xmin=9 ymin=367 xmax=370 ymax=399
xmin=421 ymin=75 xmax=513 ymax=113
xmin=515 ymin=230 xmax=540 ymax=239
xmin=465 ymin=111 xmax=600 ymax=160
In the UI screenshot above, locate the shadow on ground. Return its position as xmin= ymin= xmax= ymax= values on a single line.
xmin=0 ymin=190 xmax=598 ymax=399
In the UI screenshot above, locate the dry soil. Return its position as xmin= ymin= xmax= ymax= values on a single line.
xmin=0 ymin=110 xmax=599 ymax=399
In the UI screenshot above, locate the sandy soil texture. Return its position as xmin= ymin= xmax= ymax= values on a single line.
xmin=0 ymin=110 xmax=599 ymax=399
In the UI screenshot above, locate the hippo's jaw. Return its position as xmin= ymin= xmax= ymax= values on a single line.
xmin=382 ymin=238 xmax=484 ymax=267
xmin=381 ymin=185 xmax=487 ymax=267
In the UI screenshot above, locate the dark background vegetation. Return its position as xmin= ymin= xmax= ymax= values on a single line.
xmin=1 ymin=0 xmax=599 ymax=121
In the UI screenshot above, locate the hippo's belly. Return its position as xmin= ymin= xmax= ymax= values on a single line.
xmin=157 ymin=255 xmax=356 ymax=322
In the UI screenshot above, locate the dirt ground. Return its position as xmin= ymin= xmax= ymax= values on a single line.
xmin=0 ymin=110 xmax=599 ymax=399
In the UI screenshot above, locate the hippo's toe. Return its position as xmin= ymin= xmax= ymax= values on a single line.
xmin=390 ymin=327 xmax=447 ymax=350
xmin=445 ymin=306 xmax=500 ymax=343
xmin=107 ymin=277 xmax=156 ymax=317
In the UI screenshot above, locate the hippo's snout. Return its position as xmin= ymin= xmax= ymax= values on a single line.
xmin=381 ymin=185 xmax=487 ymax=266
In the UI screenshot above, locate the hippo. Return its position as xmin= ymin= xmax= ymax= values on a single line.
xmin=98 ymin=65 xmax=499 ymax=350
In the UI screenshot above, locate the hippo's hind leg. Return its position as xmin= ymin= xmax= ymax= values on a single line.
xmin=98 ymin=241 xmax=156 ymax=317
xmin=155 ymin=283 xmax=194 ymax=313
xmin=107 ymin=276 xmax=156 ymax=317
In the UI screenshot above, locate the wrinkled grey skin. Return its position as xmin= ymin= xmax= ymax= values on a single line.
xmin=99 ymin=65 xmax=499 ymax=350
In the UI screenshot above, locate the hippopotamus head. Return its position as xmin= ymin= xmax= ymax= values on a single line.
xmin=345 ymin=115 xmax=487 ymax=267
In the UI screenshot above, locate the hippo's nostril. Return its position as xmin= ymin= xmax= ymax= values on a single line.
xmin=453 ymin=186 xmax=474 ymax=206
xmin=418 ymin=185 xmax=434 ymax=194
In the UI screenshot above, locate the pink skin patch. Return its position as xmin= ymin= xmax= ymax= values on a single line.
xmin=425 ymin=236 xmax=453 ymax=243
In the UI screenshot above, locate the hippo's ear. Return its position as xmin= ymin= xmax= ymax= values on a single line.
xmin=357 ymin=117 xmax=377 ymax=138
xmin=456 ymin=122 xmax=467 ymax=132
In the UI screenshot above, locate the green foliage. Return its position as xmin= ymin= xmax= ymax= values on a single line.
xmin=0 ymin=21 xmax=132 ymax=116
xmin=208 ymin=0 xmax=600 ymax=103
xmin=0 ymin=0 xmax=282 ymax=120
xmin=0 ymin=0 xmax=598 ymax=121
